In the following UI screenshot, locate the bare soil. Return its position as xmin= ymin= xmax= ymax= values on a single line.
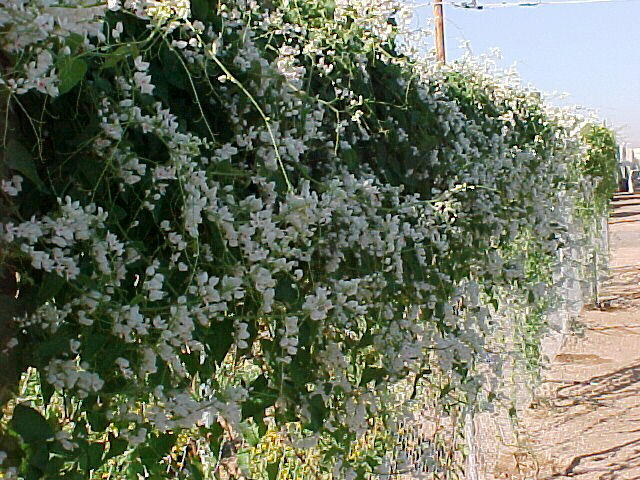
xmin=492 ymin=193 xmax=640 ymax=480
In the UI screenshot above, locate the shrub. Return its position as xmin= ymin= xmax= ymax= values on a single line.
xmin=579 ymin=123 xmax=618 ymax=214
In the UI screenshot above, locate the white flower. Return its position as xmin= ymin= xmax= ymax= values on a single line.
xmin=278 ymin=315 xmax=299 ymax=363
xmin=55 ymin=431 xmax=77 ymax=451
xmin=69 ymin=339 xmax=80 ymax=353
xmin=302 ymin=287 xmax=333 ymax=321
xmin=214 ymin=143 xmax=237 ymax=161
xmin=115 ymin=357 xmax=133 ymax=378
xmin=134 ymin=56 xmax=149 ymax=72
xmin=112 ymin=21 xmax=123 ymax=39
xmin=1 ymin=175 xmax=23 ymax=196
xmin=140 ymin=348 xmax=157 ymax=375
xmin=78 ymin=310 xmax=93 ymax=326
xmin=127 ymin=428 xmax=147 ymax=447
xmin=133 ymin=71 xmax=154 ymax=95
xmin=144 ymin=273 xmax=165 ymax=301
xmin=234 ymin=320 xmax=250 ymax=349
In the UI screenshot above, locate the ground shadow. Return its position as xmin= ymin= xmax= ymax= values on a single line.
xmin=532 ymin=361 xmax=640 ymax=478
xmin=547 ymin=437 xmax=640 ymax=479
xmin=593 ymin=264 xmax=640 ymax=310
xmin=549 ymin=361 xmax=640 ymax=408
xmin=608 ymin=201 xmax=640 ymax=209
xmin=611 ymin=193 xmax=640 ymax=201
xmin=610 ymin=210 xmax=640 ymax=219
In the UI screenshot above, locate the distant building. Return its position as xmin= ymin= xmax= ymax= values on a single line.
xmin=619 ymin=143 xmax=639 ymax=192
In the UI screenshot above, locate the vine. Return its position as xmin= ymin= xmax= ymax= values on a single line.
xmin=0 ymin=1 xmax=616 ymax=479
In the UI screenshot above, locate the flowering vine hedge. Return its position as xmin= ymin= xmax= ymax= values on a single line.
xmin=0 ymin=0 xmax=616 ymax=479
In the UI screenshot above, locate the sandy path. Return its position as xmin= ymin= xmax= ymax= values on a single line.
xmin=493 ymin=193 xmax=640 ymax=480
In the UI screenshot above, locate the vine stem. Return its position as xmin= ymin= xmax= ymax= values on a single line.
xmin=207 ymin=53 xmax=293 ymax=192
xmin=167 ymin=40 xmax=216 ymax=143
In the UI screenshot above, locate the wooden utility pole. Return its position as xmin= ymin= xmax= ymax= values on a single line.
xmin=433 ymin=0 xmax=446 ymax=62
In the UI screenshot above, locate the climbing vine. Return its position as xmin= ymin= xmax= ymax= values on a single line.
xmin=0 ymin=1 xmax=616 ymax=479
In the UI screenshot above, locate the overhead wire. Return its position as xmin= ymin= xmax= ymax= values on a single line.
xmin=411 ymin=0 xmax=640 ymax=9
xmin=466 ymin=0 xmax=640 ymax=8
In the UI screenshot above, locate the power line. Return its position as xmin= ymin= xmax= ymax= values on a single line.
xmin=464 ymin=0 xmax=640 ymax=8
xmin=412 ymin=0 xmax=640 ymax=9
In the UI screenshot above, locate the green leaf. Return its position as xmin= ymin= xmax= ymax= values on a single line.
xmin=35 ymin=334 xmax=69 ymax=364
xmin=0 ymin=293 xmax=20 ymax=328
xmin=139 ymin=433 xmax=175 ymax=464
xmin=266 ymin=460 xmax=280 ymax=480
xmin=159 ymin=46 xmax=189 ymax=90
xmin=105 ymin=433 xmax=128 ymax=460
xmin=4 ymin=139 xmax=46 ymax=191
xmin=57 ymin=57 xmax=88 ymax=95
xmin=76 ymin=156 xmax=101 ymax=186
xmin=103 ymin=44 xmax=138 ymax=70
xmin=240 ymin=422 xmax=261 ymax=447
xmin=112 ymin=205 xmax=128 ymax=221
xmin=10 ymin=404 xmax=54 ymax=444
xmin=490 ymin=298 xmax=499 ymax=311
xmin=203 ymin=317 xmax=234 ymax=364
xmin=191 ymin=0 xmax=212 ymax=20
xmin=439 ymin=383 xmax=452 ymax=399
xmin=357 ymin=330 xmax=374 ymax=347
xmin=57 ymin=472 xmax=84 ymax=480
xmin=274 ymin=279 xmax=297 ymax=303
xmin=241 ymin=375 xmax=277 ymax=422
xmin=64 ymin=33 xmax=85 ymax=52
xmin=79 ymin=442 xmax=103 ymax=471
xmin=90 ymin=73 xmax=113 ymax=93
xmin=38 ymin=272 xmax=66 ymax=304
xmin=205 ymin=422 xmax=224 ymax=457
xmin=29 ymin=442 xmax=50 ymax=471
xmin=126 ymin=460 xmax=145 ymax=478
xmin=289 ymin=351 xmax=312 ymax=387
xmin=364 ymin=454 xmax=382 ymax=468
xmin=80 ymin=333 xmax=110 ymax=360
xmin=341 ymin=147 xmax=359 ymax=171
xmin=187 ymin=461 xmax=205 ymax=480
xmin=86 ymin=411 xmax=108 ymax=432
xmin=44 ymin=455 xmax=65 ymax=475
xmin=236 ymin=450 xmax=251 ymax=474
xmin=307 ymin=394 xmax=326 ymax=432
xmin=25 ymin=464 xmax=43 ymax=480
xmin=39 ymin=369 xmax=54 ymax=405
xmin=360 ymin=367 xmax=386 ymax=386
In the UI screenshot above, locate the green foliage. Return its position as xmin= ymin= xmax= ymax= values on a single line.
xmin=56 ymin=57 xmax=88 ymax=95
xmin=580 ymin=123 xmax=618 ymax=214
xmin=3 ymin=139 xmax=47 ymax=192
xmin=10 ymin=404 xmax=53 ymax=444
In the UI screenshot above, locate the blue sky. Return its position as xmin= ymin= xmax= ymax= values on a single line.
xmin=412 ymin=2 xmax=640 ymax=144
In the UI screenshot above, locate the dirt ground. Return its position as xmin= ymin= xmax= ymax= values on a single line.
xmin=492 ymin=193 xmax=640 ymax=480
